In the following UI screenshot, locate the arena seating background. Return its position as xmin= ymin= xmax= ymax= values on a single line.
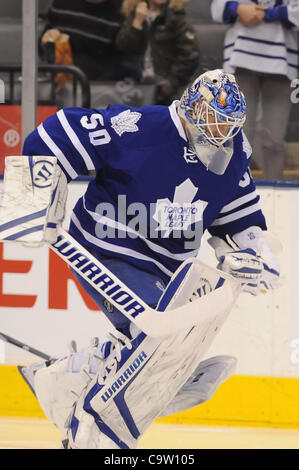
xmin=0 ymin=0 xmax=298 ymax=174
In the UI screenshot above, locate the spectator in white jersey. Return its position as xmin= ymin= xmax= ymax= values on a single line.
xmin=17 ymin=69 xmax=282 ymax=449
xmin=211 ymin=0 xmax=299 ymax=180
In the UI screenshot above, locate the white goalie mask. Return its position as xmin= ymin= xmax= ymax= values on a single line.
xmin=177 ymin=69 xmax=246 ymax=174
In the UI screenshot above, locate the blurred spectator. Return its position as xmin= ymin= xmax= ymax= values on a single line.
xmin=115 ymin=0 xmax=200 ymax=105
xmin=211 ymin=0 xmax=299 ymax=180
xmin=40 ymin=0 xmax=123 ymax=81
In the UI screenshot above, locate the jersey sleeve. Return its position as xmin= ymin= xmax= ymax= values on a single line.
xmin=22 ymin=107 xmax=114 ymax=182
xmin=264 ymin=1 xmax=299 ymax=30
xmin=211 ymin=0 xmax=234 ymax=23
xmin=208 ymin=168 xmax=267 ymax=240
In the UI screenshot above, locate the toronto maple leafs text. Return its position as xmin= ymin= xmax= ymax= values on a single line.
xmin=94 ymin=189 xmax=204 ymax=249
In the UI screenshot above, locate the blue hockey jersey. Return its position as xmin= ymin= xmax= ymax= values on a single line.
xmin=23 ymin=101 xmax=267 ymax=284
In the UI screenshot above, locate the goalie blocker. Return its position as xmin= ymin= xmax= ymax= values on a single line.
xmin=0 ymin=155 xmax=67 ymax=244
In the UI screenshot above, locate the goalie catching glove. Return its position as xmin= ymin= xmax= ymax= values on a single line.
xmin=0 ymin=156 xmax=67 ymax=245
xmin=208 ymin=226 xmax=281 ymax=295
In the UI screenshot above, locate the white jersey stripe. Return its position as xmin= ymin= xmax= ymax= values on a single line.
xmin=71 ymin=213 xmax=174 ymax=278
xmin=169 ymin=101 xmax=187 ymax=141
xmin=83 ymin=197 xmax=199 ymax=261
xmin=37 ymin=124 xmax=78 ymax=179
xmin=211 ymin=202 xmax=261 ymax=226
xmin=57 ymin=109 xmax=95 ymax=171
xmin=220 ymin=191 xmax=257 ymax=214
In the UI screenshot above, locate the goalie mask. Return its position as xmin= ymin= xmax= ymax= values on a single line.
xmin=177 ymin=69 xmax=246 ymax=175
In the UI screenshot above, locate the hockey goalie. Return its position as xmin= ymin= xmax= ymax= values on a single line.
xmin=0 ymin=69 xmax=281 ymax=449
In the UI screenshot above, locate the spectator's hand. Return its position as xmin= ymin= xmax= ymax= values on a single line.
xmin=237 ymin=4 xmax=266 ymax=27
xmin=41 ymin=28 xmax=62 ymax=46
xmin=132 ymin=2 xmax=148 ymax=30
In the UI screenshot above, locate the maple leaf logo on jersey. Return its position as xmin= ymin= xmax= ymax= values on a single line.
xmin=111 ymin=109 xmax=142 ymax=136
xmin=153 ymin=178 xmax=208 ymax=237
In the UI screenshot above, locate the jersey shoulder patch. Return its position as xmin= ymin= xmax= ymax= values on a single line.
xmin=111 ymin=109 xmax=142 ymax=136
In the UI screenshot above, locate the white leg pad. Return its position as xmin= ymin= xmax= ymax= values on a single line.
xmin=34 ymin=357 xmax=91 ymax=433
xmin=34 ymin=341 xmax=106 ymax=433
xmin=68 ymin=309 xmax=232 ymax=448
xmin=34 ymin=260 xmax=239 ymax=448
xmin=159 ymin=355 xmax=237 ymax=417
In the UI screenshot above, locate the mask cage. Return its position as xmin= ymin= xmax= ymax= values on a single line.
xmin=190 ymin=98 xmax=246 ymax=146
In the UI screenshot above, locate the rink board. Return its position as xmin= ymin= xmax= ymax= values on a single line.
xmin=0 ymin=179 xmax=298 ymax=427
